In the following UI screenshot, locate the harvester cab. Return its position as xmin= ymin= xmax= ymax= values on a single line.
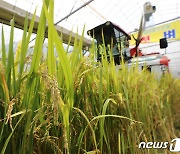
xmin=87 ymin=21 xmax=132 ymax=64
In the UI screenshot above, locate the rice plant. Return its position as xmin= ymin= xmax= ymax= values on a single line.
xmin=0 ymin=0 xmax=180 ymax=153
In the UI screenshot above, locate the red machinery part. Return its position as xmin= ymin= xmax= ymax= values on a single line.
xmin=160 ymin=56 xmax=170 ymax=66
xmin=130 ymin=47 xmax=143 ymax=57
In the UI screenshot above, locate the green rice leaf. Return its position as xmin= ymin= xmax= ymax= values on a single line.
xmin=47 ymin=0 xmax=56 ymax=76
xmin=1 ymin=26 xmax=6 ymax=68
xmin=5 ymin=18 xmax=14 ymax=90
xmin=26 ymin=9 xmax=36 ymax=47
xmin=100 ymin=98 xmax=117 ymax=152
xmin=91 ymin=115 xmax=141 ymax=124
xmin=29 ymin=0 xmax=49 ymax=74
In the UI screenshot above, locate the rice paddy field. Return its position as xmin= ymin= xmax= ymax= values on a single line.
xmin=0 ymin=0 xmax=180 ymax=153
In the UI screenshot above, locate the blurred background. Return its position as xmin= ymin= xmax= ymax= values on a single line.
xmin=0 ymin=0 xmax=180 ymax=77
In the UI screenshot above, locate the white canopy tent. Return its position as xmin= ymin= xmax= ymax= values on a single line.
xmin=1 ymin=0 xmax=180 ymax=42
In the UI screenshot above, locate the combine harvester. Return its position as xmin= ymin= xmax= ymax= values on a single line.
xmin=87 ymin=2 xmax=170 ymax=76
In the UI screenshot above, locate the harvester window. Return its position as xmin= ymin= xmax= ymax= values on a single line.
xmin=114 ymin=28 xmax=129 ymax=52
